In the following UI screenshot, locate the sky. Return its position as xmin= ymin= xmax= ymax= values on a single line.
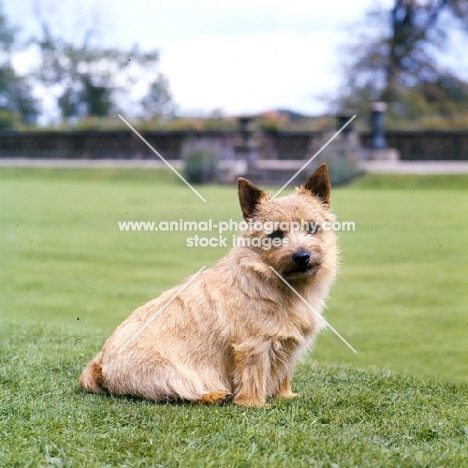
xmin=2 ymin=0 xmax=400 ymax=117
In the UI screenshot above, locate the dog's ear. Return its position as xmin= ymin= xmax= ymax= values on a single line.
xmin=238 ymin=178 xmax=265 ymax=220
xmin=303 ymin=164 xmax=331 ymax=209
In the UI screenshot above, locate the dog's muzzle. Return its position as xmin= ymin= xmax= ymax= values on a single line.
xmin=288 ymin=250 xmax=322 ymax=276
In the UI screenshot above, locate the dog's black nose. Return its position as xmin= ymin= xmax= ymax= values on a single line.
xmin=292 ymin=250 xmax=310 ymax=267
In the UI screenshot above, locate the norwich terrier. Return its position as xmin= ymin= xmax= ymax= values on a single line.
xmin=79 ymin=163 xmax=338 ymax=406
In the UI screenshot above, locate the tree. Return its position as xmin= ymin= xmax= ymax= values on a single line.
xmin=0 ymin=2 xmax=38 ymax=127
xmin=33 ymin=12 xmax=174 ymax=123
xmin=56 ymin=74 xmax=113 ymax=119
xmin=337 ymin=0 xmax=468 ymax=128
xmin=141 ymin=74 xmax=175 ymax=120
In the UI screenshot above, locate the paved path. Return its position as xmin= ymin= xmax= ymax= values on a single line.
xmin=0 ymin=158 xmax=182 ymax=169
xmin=358 ymin=160 xmax=468 ymax=174
xmin=1 ymin=158 xmax=468 ymax=174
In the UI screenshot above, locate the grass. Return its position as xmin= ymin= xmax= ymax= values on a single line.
xmin=1 ymin=320 xmax=468 ymax=467
xmin=1 ymin=167 xmax=467 ymax=466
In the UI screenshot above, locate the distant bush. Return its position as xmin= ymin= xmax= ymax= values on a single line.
xmin=308 ymin=131 xmax=362 ymax=185
xmin=0 ymin=109 xmax=17 ymax=130
xmin=182 ymin=139 xmax=220 ymax=184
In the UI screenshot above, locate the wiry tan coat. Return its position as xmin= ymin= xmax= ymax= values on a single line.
xmin=80 ymin=164 xmax=338 ymax=406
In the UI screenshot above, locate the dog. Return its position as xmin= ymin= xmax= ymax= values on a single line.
xmin=79 ymin=163 xmax=338 ymax=406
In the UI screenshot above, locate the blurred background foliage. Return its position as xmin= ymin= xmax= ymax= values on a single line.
xmin=0 ymin=1 xmax=468 ymax=130
xmin=336 ymin=0 xmax=468 ymax=130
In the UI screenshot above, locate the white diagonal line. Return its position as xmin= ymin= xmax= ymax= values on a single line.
xmin=117 ymin=265 xmax=207 ymax=354
xmin=271 ymin=115 xmax=356 ymax=200
xmin=118 ymin=114 xmax=207 ymax=203
xmin=269 ymin=266 xmax=357 ymax=353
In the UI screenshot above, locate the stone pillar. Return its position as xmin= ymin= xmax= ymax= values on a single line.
xmin=370 ymin=102 xmax=387 ymax=149
xmin=234 ymin=116 xmax=260 ymax=176
xmin=236 ymin=116 xmax=258 ymax=163
xmin=363 ymin=102 xmax=399 ymax=161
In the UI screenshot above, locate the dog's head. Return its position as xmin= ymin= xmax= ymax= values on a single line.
xmin=237 ymin=164 xmax=338 ymax=284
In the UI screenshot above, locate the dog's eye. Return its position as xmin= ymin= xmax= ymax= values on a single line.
xmin=268 ymin=229 xmax=284 ymax=240
xmin=307 ymin=222 xmax=320 ymax=234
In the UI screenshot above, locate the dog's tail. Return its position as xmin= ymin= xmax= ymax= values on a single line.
xmin=79 ymin=352 xmax=107 ymax=394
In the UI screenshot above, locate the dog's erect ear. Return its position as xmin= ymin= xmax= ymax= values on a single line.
xmin=303 ymin=163 xmax=331 ymax=209
xmin=238 ymin=178 xmax=265 ymax=220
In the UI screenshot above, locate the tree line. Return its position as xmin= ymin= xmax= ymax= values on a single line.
xmin=1 ymin=1 xmax=468 ymax=130
xmin=337 ymin=0 xmax=468 ymax=129
xmin=0 ymin=2 xmax=174 ymax=129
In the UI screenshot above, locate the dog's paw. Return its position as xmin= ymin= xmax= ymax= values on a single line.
xmin=276 ymin=391 xmax=300 ymax=400
xmin=233 ymin=396 xmax=267 ymax=407
xmin=197 ymin=392 xmax=232 ymax=405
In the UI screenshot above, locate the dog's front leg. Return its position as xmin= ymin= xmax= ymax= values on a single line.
xmin=231 ymin=342 xmax=269 ymax=406
xmin=276 ymin=373 xmax=298 ymax=399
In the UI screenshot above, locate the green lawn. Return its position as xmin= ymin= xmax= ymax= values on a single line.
xmin=1 ymin=167 xmax=467 ymax=466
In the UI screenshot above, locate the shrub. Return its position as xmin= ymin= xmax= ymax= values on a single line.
xmin=0 ymin=108 xmax=17 ymax=129
xmin=308 ymin=130 xmax=362 ymax=185
xmin=182 ymin=139 xmax=220 ymax=184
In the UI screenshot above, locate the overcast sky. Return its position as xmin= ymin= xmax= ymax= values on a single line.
xmin=2 ymin=0 xmax=399 ymax=116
